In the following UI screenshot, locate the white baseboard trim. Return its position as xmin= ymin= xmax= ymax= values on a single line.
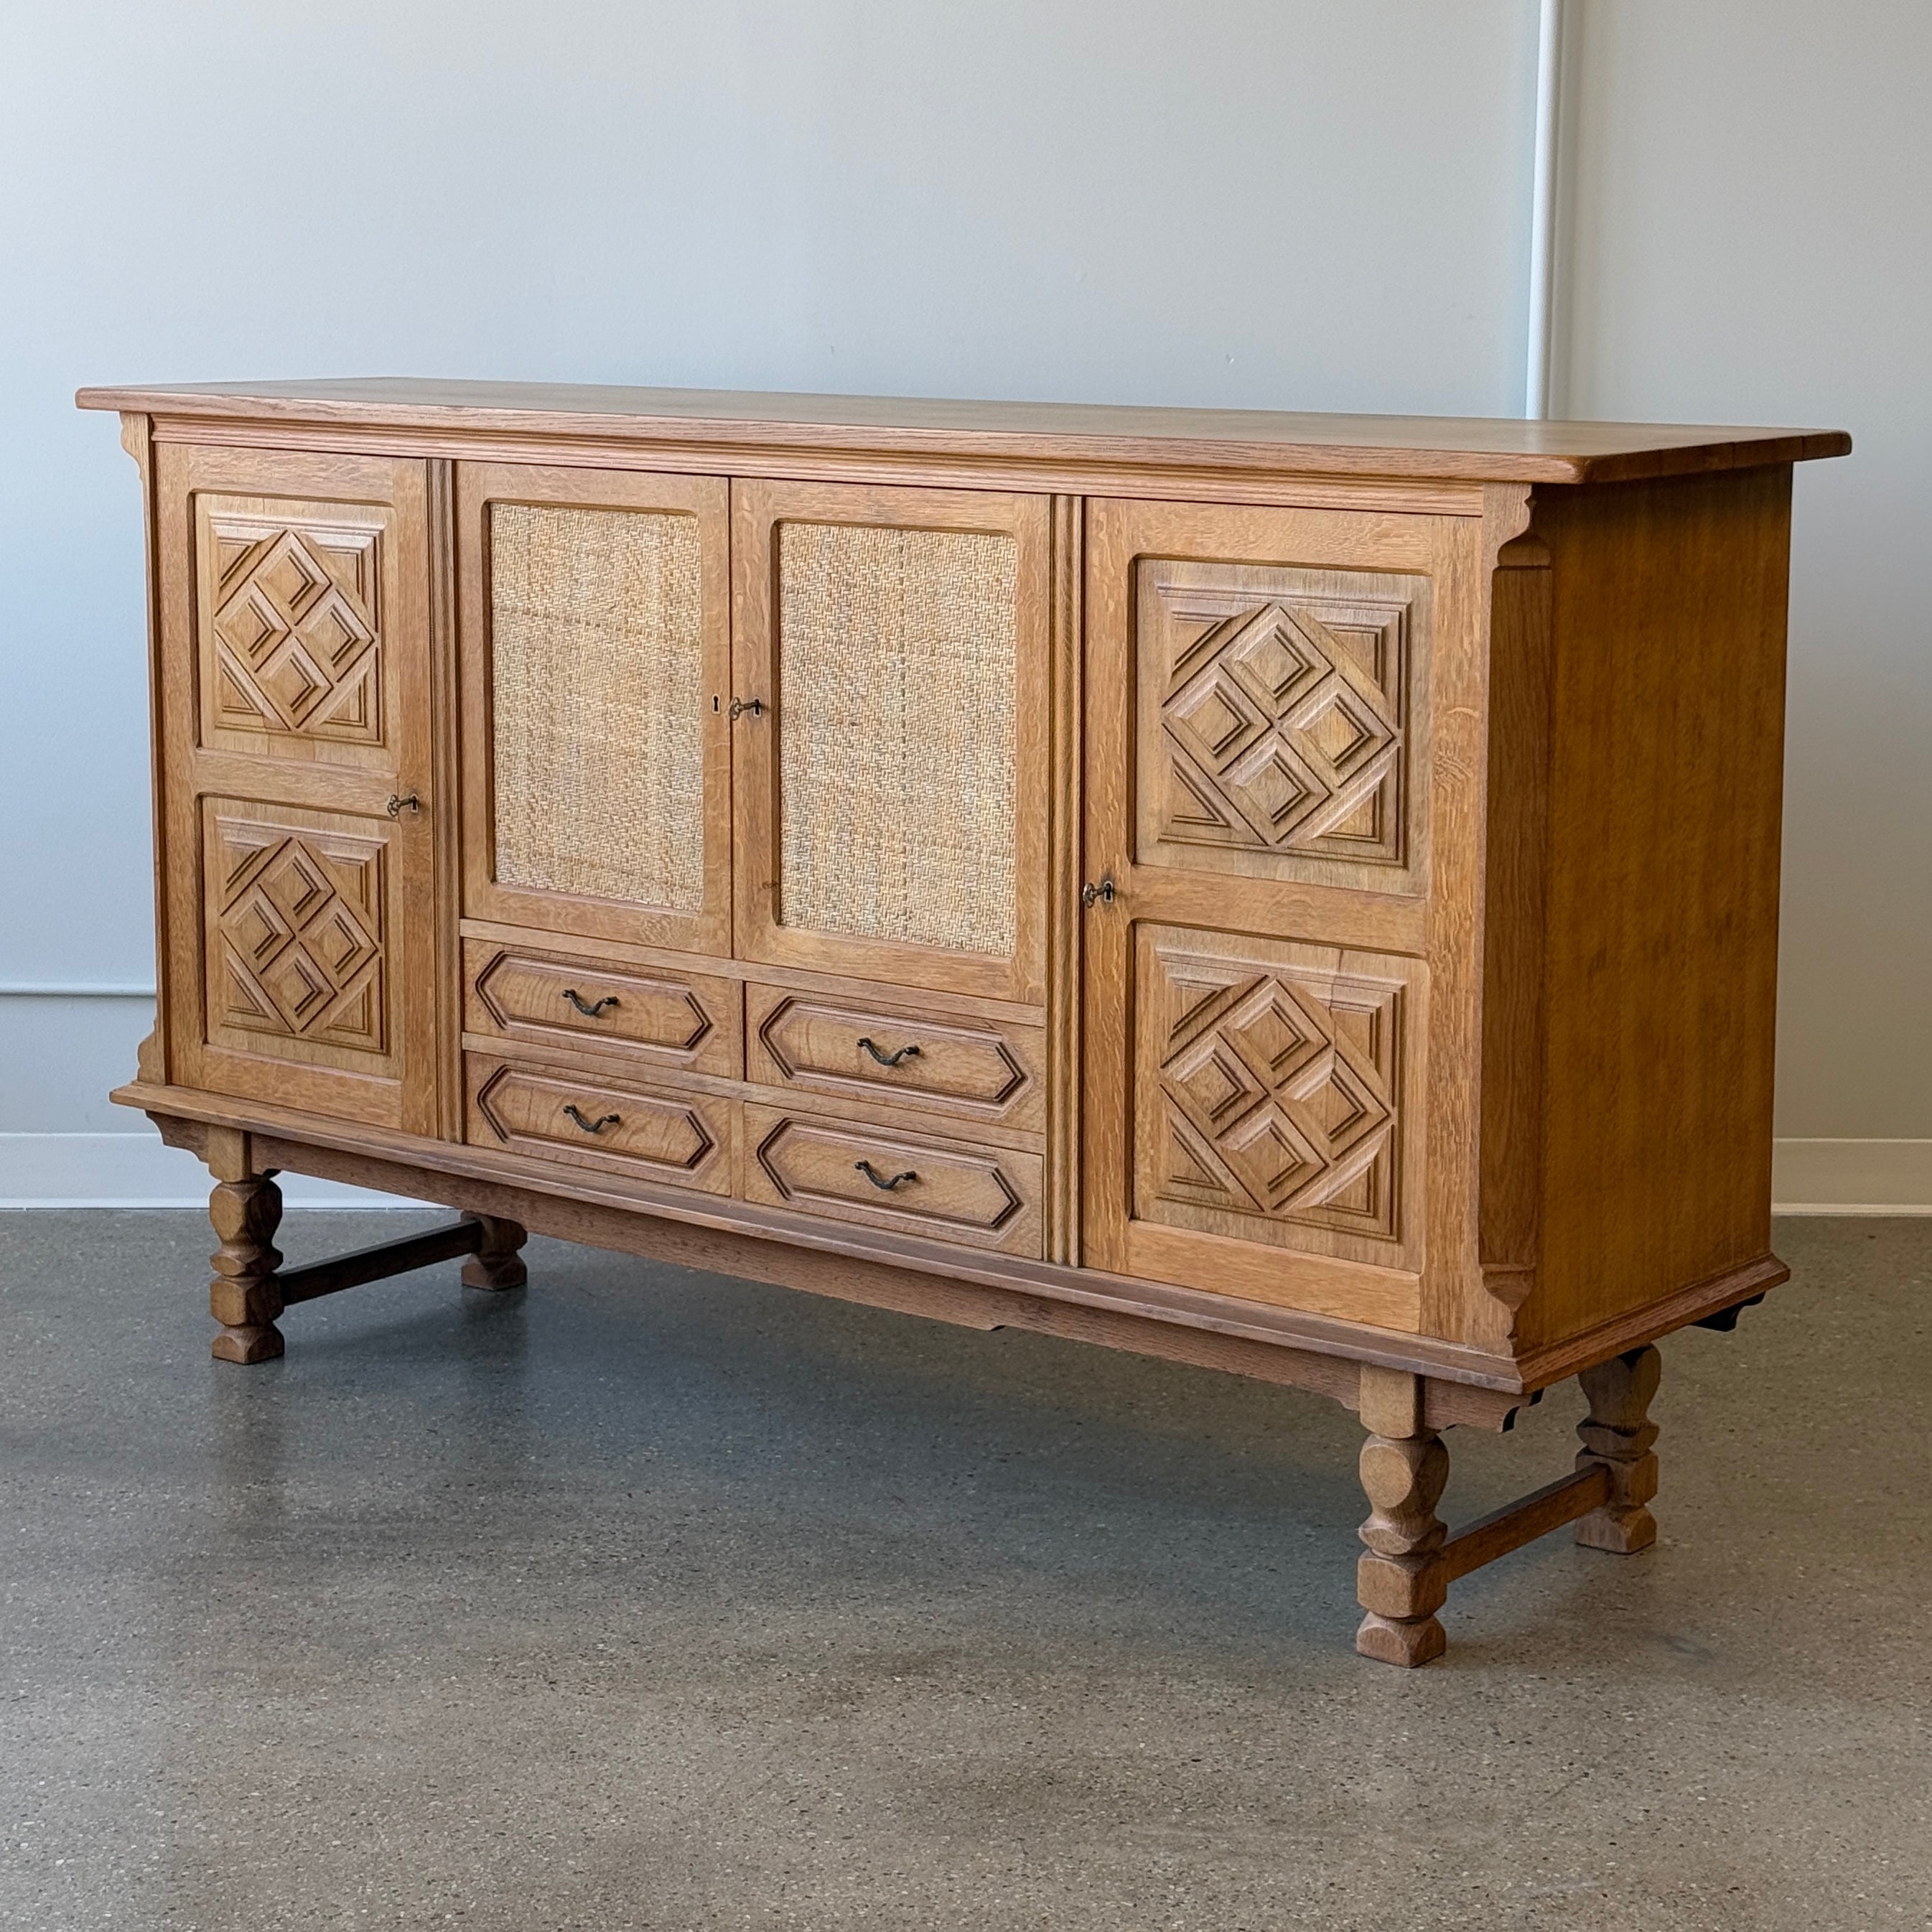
xmin=1770 ymin=1138 xmax=1932 ymax=1215
xmin=0 ymin=1132 xmax=413 ymax=1208
xmin=3 ymin=1130 xmax=1928 ymax=1215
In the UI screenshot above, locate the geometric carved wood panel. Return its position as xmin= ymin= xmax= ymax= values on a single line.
xmin=197 ymin=498 xmax=389 ymax=751
xmin=1137 ymin=560 xmax=1428 ymax=883
xmin=1134 ymin=925 xmax=1415 ymax=1252
xmin=205 ymin=806 xmax=390 ymax=1060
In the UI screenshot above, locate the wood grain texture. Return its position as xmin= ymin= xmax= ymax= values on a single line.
xmin=427 ymin=457 xmax=464 ymax=1142
xmin=119 ymin=414 xmax=172 ymax=1089
xmin=742 ymin=1101 xmax=1043 ymax=1257
xmin=1439 ymin=1465 xmax=1610 ymax=1582
xmin=1475 ymin=524 xmax=1554 ymax=1327
xmin=1046 ymin=495 xmax=1084 ymax=1265
xmin=1573 ymin=1343 xmax=1662 ymax=1554
xmin=745 ymin=980 xmax=1044 ymax=1134
xmin=1511 ymin=470 xmax=1796 ymax=1350
xmin=1354 ymin=1370 xmax=1450 ymax=1666
xmin=207 ymin=1170 xmax=284 ymax=1363
xmin=78 ymin=379 xmax=1851 ymax=485
xmin=1134 ymin=556 xmax=1431 ymax=895
xmin=465 ymin=937 xmax=742 ymax=1078
xmin=465 ymin=1052 xmax=736 ymax=1196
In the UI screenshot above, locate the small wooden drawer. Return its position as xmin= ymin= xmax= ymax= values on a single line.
xmin=465 ymin=939 xmax=741 ymax=1077
xmin=742 ymin=1103 xmax=1042 ymax=1256
xmin=466 ymin=1054 xmax=732 ymax=1194
xmin=746 ymin=982 xmax=1044 ymax=1133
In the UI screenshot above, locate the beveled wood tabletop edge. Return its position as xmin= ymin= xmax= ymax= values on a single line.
xmin=73 ymin=384 xmax=1853 ymax=487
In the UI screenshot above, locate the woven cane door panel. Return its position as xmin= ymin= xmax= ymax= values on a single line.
xmin=491 ymin=503 xmax=704 ymax=910
xmin=459 ymin=465 xmax=732 ymax=955
xmin=732 ymin=481 xmax=1050 ymax=1007
xmin=1135 ymin=559 xmax=1430 ymax=896
xmin=778 ymin=522 xmax=1016 ymax=953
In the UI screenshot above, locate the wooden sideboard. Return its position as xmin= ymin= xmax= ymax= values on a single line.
xmin=77 ymin=378 xmax=1849 ymax=1664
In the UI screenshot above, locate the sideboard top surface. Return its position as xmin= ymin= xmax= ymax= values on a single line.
xmin=76 ymin=378 xmax=1851 ymax=486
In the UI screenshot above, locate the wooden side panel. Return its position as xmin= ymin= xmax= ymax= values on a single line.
xmin=1516 ymin=468 xmax=1794 ymax=1348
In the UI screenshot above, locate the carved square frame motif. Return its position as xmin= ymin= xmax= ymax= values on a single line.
xmin=195 ymin=494 xmax=391 ymax=761
xmin=1133 ymin=924 xmax=1426 ymax=1270
xmin=1134 ymin=559 xmax=1431 ymax=895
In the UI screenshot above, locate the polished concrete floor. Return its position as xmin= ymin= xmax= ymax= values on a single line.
xmin=1 ymin=1211 xmax=1928 ymax=1930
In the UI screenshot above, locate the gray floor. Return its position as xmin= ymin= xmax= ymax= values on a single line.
xmin=1 ymin=1214 xmax=1928 ymax=1931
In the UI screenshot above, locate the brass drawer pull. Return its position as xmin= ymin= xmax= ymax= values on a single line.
xmin=561 ymin=988 xmax=620 ymax=1018
xmin=562 ymin=1104 xmax=620 ymax=1135
xmin=857 ymin=1037 xmax=922 ymax=1068
xmin=854 ymin=1159 xmax=918 ymax=1192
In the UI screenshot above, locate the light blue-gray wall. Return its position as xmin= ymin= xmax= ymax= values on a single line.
xmin=1 ymin=1 xmax=1925 ymax=1204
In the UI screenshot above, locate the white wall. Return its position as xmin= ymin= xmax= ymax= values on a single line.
xmin=0 ymin=1 xmax=1923 ymax=1206
xmin=1558 ymin=1 xmax=1932 ymax=1208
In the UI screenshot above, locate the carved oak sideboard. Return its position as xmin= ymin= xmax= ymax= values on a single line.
xmin=77 ymin=378 xmax=1849 ymax=1664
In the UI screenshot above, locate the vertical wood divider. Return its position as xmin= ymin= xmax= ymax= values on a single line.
xmin=428 ymin=457 xmax=463 ymax=1142
xmin=1046 ymin=494 xmax=1084 ymax=1265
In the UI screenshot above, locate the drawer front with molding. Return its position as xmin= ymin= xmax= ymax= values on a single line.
xmin=464 ymin=938 xmax=741 ymax=1075
xmin=745 ymin=982 xmax=1044 ymax=1134
xmin=465 ymin=1054 xmax=733 ymax=1194
xmin=742 ymin=1103 xmax=1042 ymax=1256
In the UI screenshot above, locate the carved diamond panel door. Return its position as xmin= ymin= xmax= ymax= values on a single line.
xmin=1133 ymin=925 xmax=1422 ymax=1264
xmin=157 ymin=445 xmax=437 ymax=1134
xmin=202 ymin=799 xmax=400 ymax=1075
xmin=1083 ymin=498 xmax=1455 ymax=1334
xmin=1136 ymin=558 xmax=1429 ymax=895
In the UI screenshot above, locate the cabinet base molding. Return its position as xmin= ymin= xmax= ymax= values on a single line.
xmin=146 ymin=1095 xmax=1746 ymax=1665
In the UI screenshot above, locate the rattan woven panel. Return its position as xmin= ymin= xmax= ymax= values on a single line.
xmin=778 ymin=521 xmax=1017 ymax=956
xmin=490 ymin=503 xmax=704 ymax=911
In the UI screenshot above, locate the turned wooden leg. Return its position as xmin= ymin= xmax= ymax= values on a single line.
xmin=1574 ymin=1343 xmax=1661 ymax=1554
xmin=208 ymin=1172 xmax=286 ymax=1364
xmin=1355 ymin=1366 xmax=1450 ymax=1666
xmin=461 ymin=1215 xmax=528 ymax=1292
